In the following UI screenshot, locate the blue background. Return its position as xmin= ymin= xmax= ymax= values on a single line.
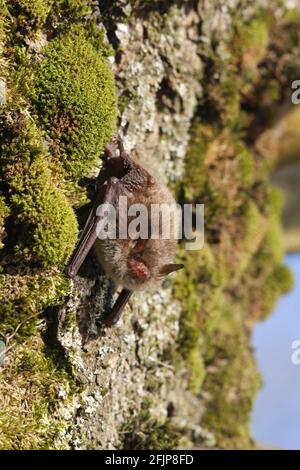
xmin=251 ymin=253 xmax=300 ymax=449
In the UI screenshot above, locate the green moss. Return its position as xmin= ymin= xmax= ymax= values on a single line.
xmin=272 ymin=264 xmax=294 ymax=294
xmin=202 ymin=324 xmax=260 ymax=449
xmin=232 ymin=15 xmax=269 ymax=75
xmin=1 ymin=117 xmax=78 ymax=266
xmin=186 ymin=349 xmax=206 ymax=394
xmin=31 ymin=24 xmax=117 ymax=180
xmin=51 ymin=0 xmax=92 ymax=22
xmin=179 ymin=123 xmax=238 ymax=228
xmin=257 ymin=188 xmax=285 ymax=267
xmin=200 ymin=64 xmax=242 ymax=129
xmin=179 ymin=119 xmax=208 ymax=201
xmin=0 ymin=196 xmax=9 ymax=250
xmin=6 ymin=0 xmax=94 ymax=39
xmin=175 ymin=10 xmax=293 ymax=440
xmin=198 ymin=13 xmax=270 ymax=130
xmin=0 ymin=271 xmax=69 ymax=341
xmin=7 ymin=0 xmax=53 ymax=35
xmin=11 ymin=153 xmax=78 ymax=266
xmin=174 ymin=245 xmax=223 ymax=393
xmin=259 ymin=264 xmax=294 ymax=320
xmin=0 ymin=1 xmax=8 ymax=45
xmin=235 ymin=142 xmax=254 ymax=188
xmin=228 ymin=200 xmax=265 ymax=282
xmin=176 ymin=137 xmax=291 ymax=448
xmin=122 ymin=402 xmax=179 ymax=450
xmin=0 ymin=335 xmax=75 ymax=450
xmin=242 ymin=190 xmax=293 ymax=321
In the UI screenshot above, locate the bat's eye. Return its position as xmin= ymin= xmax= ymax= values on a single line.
xmin=128 ymin=258 xmax=150 ymax=281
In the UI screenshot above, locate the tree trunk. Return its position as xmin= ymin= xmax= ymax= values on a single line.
xmin=0 ymin=0 xmax=298 ymax=450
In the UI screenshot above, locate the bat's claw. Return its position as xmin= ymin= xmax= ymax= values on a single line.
xmin=104 ymin=135 xmax=127 ymax=160
xmin=64 ymin=264 xmax=77 ymax=279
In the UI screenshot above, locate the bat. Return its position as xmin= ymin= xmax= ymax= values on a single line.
xmin=65 ymin=136 xmax=183 ymax=326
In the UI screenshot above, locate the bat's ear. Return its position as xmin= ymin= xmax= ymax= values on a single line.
xmin=159 ymin=263 xmax=184 ymax=277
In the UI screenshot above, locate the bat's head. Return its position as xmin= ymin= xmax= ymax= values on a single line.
xmin=119 ymin=239 xmax=184 ymax=291
xmin=95 ymin=236 xmax=183 ymax=292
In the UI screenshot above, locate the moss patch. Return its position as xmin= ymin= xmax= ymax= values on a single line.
xmin=7 ymin=0 xmax=53 ymax=36
xmin=0 ymin=335 xmax=75 ymax=450
xmin=232 ymin=15 xmax=269 ymax=78
xmin=0 ymin=196 xmax=9 ymax=250
xmin=122 ymin=402 xmax=179 ymax=450
xmin=202 ymin=312 xmax=260 ymax=450
xmin=0 ymin=271 xmax=69 ymax=341
xmin=31 ymin=24 xmax=117 ymax=180
xmin=1 ymin=117 xmax=78 ymax=266
xmin=173 ymin=4 xmax=297 ymax=449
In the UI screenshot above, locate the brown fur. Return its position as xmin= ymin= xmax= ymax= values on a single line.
xmin=94 ymin=159 xmax=180 ymax=291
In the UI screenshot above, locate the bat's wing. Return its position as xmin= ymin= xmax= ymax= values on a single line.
xmin=65 ymin=177 xmax=119 ymax=278
xmin=103 ymin=288 xmax=133 ymax=326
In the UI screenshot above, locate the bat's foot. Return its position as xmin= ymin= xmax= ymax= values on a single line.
xmin=102 ymin=288 xmax=132 ymax=327
xmin=103 ymin=304 xmax=124 ymax=327
xmin=103 ymin=312 xmax=121 ymax=327
xmin=64 ymin=264 xmax=77 ymax=279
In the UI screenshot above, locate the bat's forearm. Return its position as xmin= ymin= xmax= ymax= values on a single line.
xmin=65 ymin=177 xmax=120 ymax=278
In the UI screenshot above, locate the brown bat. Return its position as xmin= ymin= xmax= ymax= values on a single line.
xmin=65 ymin=137 xmax=183 ymax=326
